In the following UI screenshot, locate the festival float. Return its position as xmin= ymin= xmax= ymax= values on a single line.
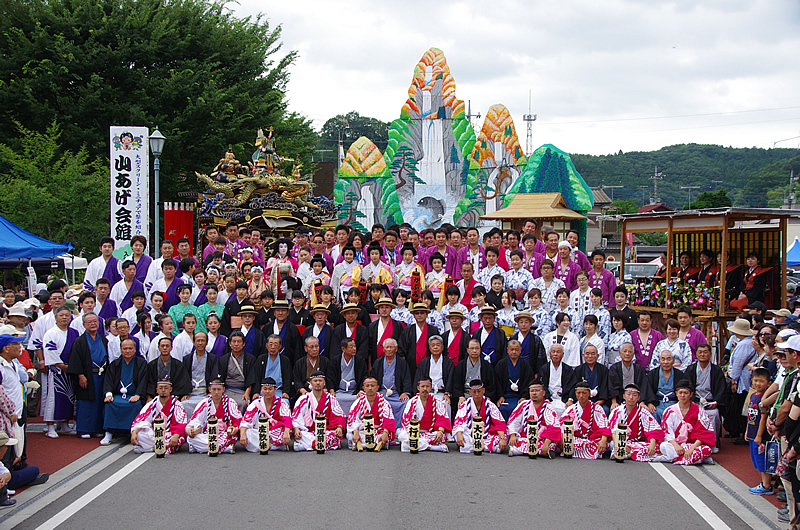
xmin=194 ymin=127 xmax=339 ymax=238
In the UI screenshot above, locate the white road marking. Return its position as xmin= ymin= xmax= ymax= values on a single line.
xmin=650 ymin=463 xmax=731 ymax=530
xmin=36 ymin=453 xmax=154 ymax=529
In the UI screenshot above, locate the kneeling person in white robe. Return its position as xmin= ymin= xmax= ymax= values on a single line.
xmin=239 ymin=378 xmax=292 ymax=452
xmin=453 ymin=379 xmax=508 ymax=454
xmin=131 ymin=378 xmax=188 ymax=454
xmin=291 ymin=370 xmax=346 ymax=451
xmin=397 ymin=377 xmax=452 ymax=453
xmin=346 ymin=376 xmax=396 ymax=450
xmin=185 ymin=379 xmax=242 ymax=454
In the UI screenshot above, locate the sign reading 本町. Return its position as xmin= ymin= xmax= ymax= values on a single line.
xmin=110 ymin=126 xmax=149 ymax=251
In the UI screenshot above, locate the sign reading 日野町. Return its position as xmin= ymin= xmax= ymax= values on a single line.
xmin=110 ymin=126 xmax=149 ymax=251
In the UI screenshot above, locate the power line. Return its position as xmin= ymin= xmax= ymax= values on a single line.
xmin=536 ymin=105 xmax=800 ymax=126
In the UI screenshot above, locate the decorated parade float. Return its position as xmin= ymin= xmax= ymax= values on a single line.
xmin=194 ymin=127 xmax=339 ymax=239
xmin=333 ymin=47 xmax=594 ymax=248
xmin=609 ymin=207 xmax=800 ymax=354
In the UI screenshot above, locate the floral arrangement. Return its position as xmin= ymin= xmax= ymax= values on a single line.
xmin=627 ymin=277 xmax=717 ymax=312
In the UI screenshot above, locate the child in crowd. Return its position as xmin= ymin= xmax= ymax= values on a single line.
xmin=746 ymin=368 xmax=773 ymax=496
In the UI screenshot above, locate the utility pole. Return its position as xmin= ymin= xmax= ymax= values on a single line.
xmin=523 ymin=90 xmax=537 ymax=157
xmin=337 ymin=116 xmax=350 ymax=171
xmin=681 ymin=186 xmax=700 ymax=208
xmin=790 ymin=170 xmax=798 ymax=209
xmin=466 ymin=100 xmax=481 ymax=130
xmin=650 ymin=167 xmax=664 ymax=205
xmin=639 ymin=185 xmax=648 ymax=206
xmin=602 ymin=185 xmax=623 ymax=201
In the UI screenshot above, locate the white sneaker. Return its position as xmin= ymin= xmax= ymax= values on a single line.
xmin=80 ymin=434 xmax=91 ymax=439
xmin=100 ymin=433 xmax=113 ymax=446
xmin=711 ymin=446 xmax=719 ymax=454
xmin=46 ymin=429 xmax=58 ymax=439
xmin=132 ymin=446 xmax=144 ymax=454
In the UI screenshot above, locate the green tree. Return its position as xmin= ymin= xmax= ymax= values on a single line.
xmin=0 ymin=122 xmax=108 ymax=257
xmin=571 ymin=144 xmax=800 ymax=209
xmin=318 ymin=111 xmax=390 ymax=157
xmin=0 ymin=0 xmax=317 ymax=201
xmin=736 ymin=156 xmax=800 ymax=208
xmin=637 ymin=232 xmax=667 ymax=246
xmin=612 ymin=198 xmax=639 ymax=214
xmin=686 ymin=189 xmax=732 ymax=210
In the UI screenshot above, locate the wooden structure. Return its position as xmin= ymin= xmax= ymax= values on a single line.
xmin=612 ymin=208 xmax=800 ymax=359
xmin=616 ymin=208 xmax=800 ymax=314
xmin=480 ymin=193 xmax=587 ymax=249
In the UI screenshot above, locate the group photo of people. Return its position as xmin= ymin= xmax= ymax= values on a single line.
xmin=1 ymin=217 xmax=798 ymax=522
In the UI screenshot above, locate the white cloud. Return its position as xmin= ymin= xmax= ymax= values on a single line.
xmin=237 ymin=0 xmax=800 ymax=155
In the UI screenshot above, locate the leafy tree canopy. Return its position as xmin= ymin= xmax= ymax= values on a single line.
xmin=686 ymin=189 xmax=732 ymax=210
xmin=0 ymin=122 xmax=108 ymax=257
xmin=317 ymin=111 xmax=390 ymax=159
xmin=611 ymin=198 xmax=638 ymax=214
xmin=572 ymin=144 xmax=800 ymax=209
xmin=0 ymin=0 xmax=317 ymax=203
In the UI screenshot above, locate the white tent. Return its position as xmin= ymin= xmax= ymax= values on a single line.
xmin=58 ymin=254 xmax=88 ymax=269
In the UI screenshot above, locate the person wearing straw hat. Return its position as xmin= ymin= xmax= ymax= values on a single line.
xmin=302 ymin=305 xmax=334 ymax=359
xmin=441 ymin=309 xmax=470 ymax=366
xmin=367 ymin=297 xmax=402 ymax=365
xmin=331 ymin=303 xmax=369 ymax=363
xmin=509 ymin=310 xmax=546 ymax=375
xmin=265 ymin=299 xmax=302 ymax=364
xmin=726 ymin=317 xmax=757 ymax=444
xmin=398 ymin=303 xmax=434 ymax=379
xmin=219 ymin=280 xmax=250 ymax=337
xmin=0 ymin=431 xmax=48 ymax=508
xmin=234 ymin=302 xmax=267 ymax=358
xmin=769 ymin=308 xmax=792 ymax=327
xmin=470 ymin=305 xmax=507 ymax=367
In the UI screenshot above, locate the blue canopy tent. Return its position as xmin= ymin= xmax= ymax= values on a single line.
xmin=0 ymin=214 xmax=75 ymax=295
xmin=788 ymin=237 xmax=800 ymax=268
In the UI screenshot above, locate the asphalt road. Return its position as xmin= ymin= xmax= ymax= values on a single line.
xmin=13 ymin=442 xmax=754 ymax=530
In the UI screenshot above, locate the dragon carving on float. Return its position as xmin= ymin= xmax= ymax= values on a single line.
xmin=195 ymin=127 xmax=320 ymax=212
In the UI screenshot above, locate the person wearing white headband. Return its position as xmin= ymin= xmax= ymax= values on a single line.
xmin=453 ymin=379 xmax=507 ymax=454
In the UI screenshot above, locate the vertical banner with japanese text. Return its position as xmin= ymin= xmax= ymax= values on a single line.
xmin=110 ymin=126 xmax=149 ymax=252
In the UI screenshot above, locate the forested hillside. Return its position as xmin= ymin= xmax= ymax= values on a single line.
xmin=570 ymin=144 xmax=800 ymax=209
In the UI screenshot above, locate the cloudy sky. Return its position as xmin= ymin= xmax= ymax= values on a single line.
xmin=234 ymin=0 xmax=800 ymax=156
